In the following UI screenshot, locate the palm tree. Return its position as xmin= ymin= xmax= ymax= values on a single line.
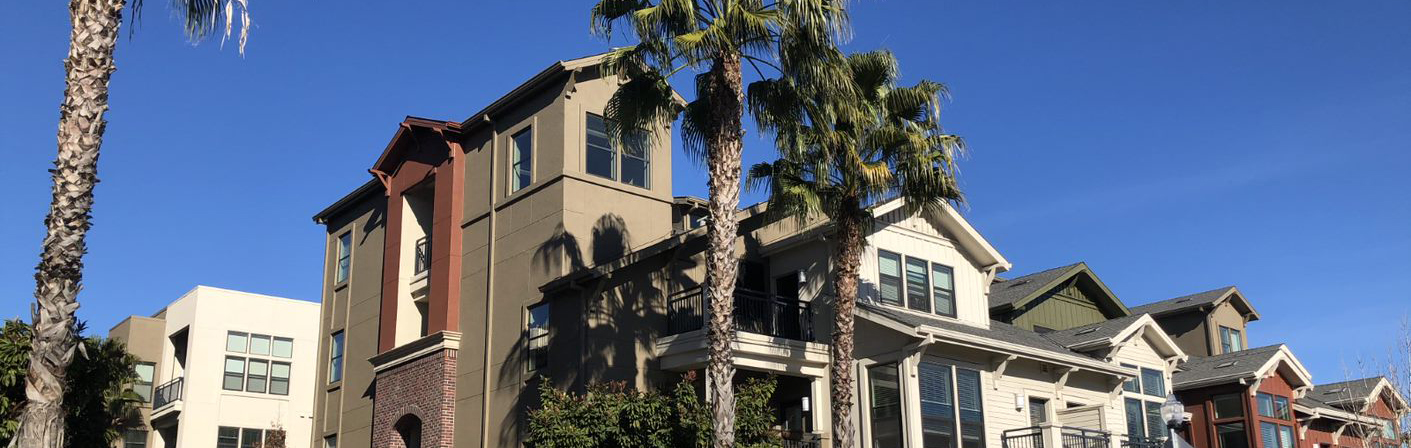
xmin=13 ymin=2 xmax=248 ymax=446
xmin=747 ymin=50 xmax=965 ymax=448
xmin=589 ymin=1 xmax=848 ymax=446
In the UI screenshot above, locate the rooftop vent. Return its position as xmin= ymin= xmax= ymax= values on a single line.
xmin=1174 ymin=298 xmax=1192 ymax=303
xmin=1325 ymin=388 xmax=1349 ymax=395
xmin=1215 ymin=361 xmax=1238 ymax=369
xmin=1075 ymin=327 xmax=1100 ymax=335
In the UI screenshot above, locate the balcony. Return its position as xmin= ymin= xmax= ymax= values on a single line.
xmin=150 ymin=377 xmax=184 ymax=425
xmin=1002 ymin=425 xmax=1111 ymax=448
xmin=666 ymin=286 xmax=814 ymax=342
xmin=413 ymin=236 xmax=431 ymax=275
xmin=1120 ymin=435 xmax=1165 ymax=448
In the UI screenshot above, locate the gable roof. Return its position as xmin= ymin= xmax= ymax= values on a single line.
xmin=988 ymin=262 xmax=1130 ymax=317
xmin=1043 ymin=313 xmax=1187 ymax=361
xmin=1129 ymin=286 xmax=1261 ymax=322
xmin=1172 ymin=344 xmax=1313 ymax=391
xmin=870 ymin=198 xmax=1011 ymax=273
xmin=855 ymin=302 xmax=1132 ymax=378
xmin=1304 ymin=377 xmax=1408 ymax=413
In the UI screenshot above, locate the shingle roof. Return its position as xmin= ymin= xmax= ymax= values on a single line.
xmin=1306 ymin=377 xmax=1386 ymax=407
xmin=858 ymin=301 xmax=1084 ymax=358
xmin=988 ymin=262 xmax=1085 ymax=309
xmin=1129 ymin=286 xmax=1236 ymax=316
xmin=1172 ymin=344 xmax=1287 ymax=389
xmin=1042 ymin=313 xmax=1149 ymax=348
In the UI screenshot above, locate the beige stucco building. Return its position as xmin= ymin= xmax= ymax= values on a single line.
xmin=108 ymin=286 xmax=321 ymax=448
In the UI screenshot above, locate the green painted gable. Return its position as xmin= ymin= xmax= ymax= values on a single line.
xmin=994 ymin=271 xmax=1129 ymax=332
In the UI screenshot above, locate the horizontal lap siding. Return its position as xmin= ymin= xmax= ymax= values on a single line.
xmin=1110 ymin=333 xmax=1174 ymax=438
xmin=987 ymin=360 xmax=1115 ymax=445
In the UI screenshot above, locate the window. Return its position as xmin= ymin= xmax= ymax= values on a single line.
xmin=1220 ymin=326 xmax=1243 ymax=353
xmin=878 ymin=251 xmax=904 ymax=307
xmin=242 ymin=428 xmax=264 ymax=448
xmin=527 ymin=304 xmax=550 ymax=372
xmin=511 ymin=127 xmax=533 ymax=192
xmin=249 ymin=334 xmax=272 ymax=356
xmin=227 ymin=331 xmax=248 ymax=352
xmin=919 ymin=362 xmax=956 ymax=448
xmin=1217 ymin=422 xmax=1249 ymax=448
xmin=1122 ymin=364 xmax=1141 ymax=393
xmin=324 ymin=435 xmax=338 ymax=448
xmin=272 ymin=337 xmax=293 ymax=358
xmin=329 ymin=331 xmax=345 ymax=383
xmin=336 ymin=232 xmax=352 ymax=284
xmin=1213 ymin=393 xmax=1244 ymax=419
xmin=1273 ymin=395 xmax=1290 ymax=420
xmin=1260 ymin=422 xmax=1294 ymax=448
xmin=931 ymin=264 xmax=956 ymax=317
xmin=1029 ymin=398 xmax=1049 ymax=426
xmin=124 ymin=430 xmax=147 ymax=448
xmin=270 ymin=362 xmax=291 ymax=395
xmin=905 ymin=257 xmax=932 ymax=312
xmin=586 ymin=114 xmax=616 ymax=180
xmin=133 ymin=362 xmax=155 ymax=402
xmin=956 ymin=368 xmax=984 ymax=448
xmin=1141 ymin=368 xmax=1165 ymax=396
xmin=1145 ymin=400 xmax=1165 ymax=440
xmin=246 ymin=359 xmax=268 ymax=393
xmin=218 ymin=427 xmax=240 ymax=448
xmin=224 ymin=356 xmax=246 ymax=391
xmin=868 ymin=363 xmax=904 ymax=448
xmin=1126 ymin=398 xmax=1146 ymax=438
xmin=585 ymin=113 xmax=649 ymax=188
xmin=1257 ymin=393 xmax=1275 ymax=418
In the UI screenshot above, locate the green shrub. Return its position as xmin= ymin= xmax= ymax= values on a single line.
xmin=526 ymin=371 xmax=783 ymax=448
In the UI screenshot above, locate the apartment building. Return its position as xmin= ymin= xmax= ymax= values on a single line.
xmin=107 ymin=286 xmax=320 ymax=448
xmin=309 ymin=53 xmax=1229 ymax=448
xmin=1297 ymin=377 xmax=1407 ymax=448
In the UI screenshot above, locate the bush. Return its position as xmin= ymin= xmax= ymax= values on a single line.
xmin=526 ymin=371 xmax=784 ymax=448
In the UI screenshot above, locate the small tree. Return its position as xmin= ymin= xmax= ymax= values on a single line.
xmin=526 ymin=371 xmax=783 ymax=448
xmin=0 ymin=319 xmax=142 ymax=446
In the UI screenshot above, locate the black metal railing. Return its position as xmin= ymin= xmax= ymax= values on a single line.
xmin=1061 ymin=427 xmax=1111 ymax=448
xmin=1003 ymin=426 xmax=1112 ymax=448
xmin=1003 ymin=427 xmax=1046 ymax=448
xmin=414 ymin=237 xmax=431 ymax=275
xmin=1120 ymin=435 xmax=1165 ymax=448
xmin=152 ymin=377 xmax=183 ymax=409
xmin=778 ymin=433 xmax=822 ymax=448
xmin=666 ymin=286 xmax=814 ymax=342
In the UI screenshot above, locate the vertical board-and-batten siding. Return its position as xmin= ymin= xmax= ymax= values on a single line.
xmin=1012 ymin=281 xmax=1111 ymax=331
xmin=860 ymin=208 xmax=990 ymax=327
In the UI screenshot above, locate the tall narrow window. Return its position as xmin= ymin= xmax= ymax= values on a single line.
xmin=586 ymin=114 xmax=617 ymax=180
xmin=868 ymin=363 xmax=904 ymax=448
xmin=956 ymin=368 xmax=985 ymax=448
xmin=246 ymin=359 xmax=269 ymax=393
xmin=511 ymin=127 xmax=533 ymax=192
xmin=223 ymin=356 xmax=246 ymax=391
xmin=1121 ymin=363 xmax=1141 ymax=392
xmin=1259 ymin=422 xmax=1279 ymax=448
xmin=920 ymin=362 xmax=956 ymax=448
xmin=1144 ymin=401 xmax=1164 ymax=440
xmin=1125 ymin=398 xmax=1146 ymax=438
xmin=336 ymin=232 xmax=352 ymax=284
xmin=270 ymin=362 xmax=291 ymax=395
xmin=620 ymin=131 xmax=649 ymax=188
xmin=1028 ymin=398 xmax=1049 ymax=426
xmin=527 ymin=304 xmax=550 ymax=372
xmin=1257 ymin=393 xmax=1276 ymax=418
xmin=878 ymin=251 xmax=904 ymax=307
xmin=931 ymin=264 xmax=956 ymax=317
xmin=1273 ymin=396 xmax=1290 ymax=420
xmin=1220 ymin=326 xmax=1243 ymax=353
xmin=328 ymin=331 xmax=345 ymax=383
xmin=905 ymin=257 xmax=932 ymax=312
xmin=133 ymin=362 xmax=155 ymax=402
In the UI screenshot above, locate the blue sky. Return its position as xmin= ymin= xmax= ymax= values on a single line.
xmin=2 ymin=1 xmax=1407 ymax=381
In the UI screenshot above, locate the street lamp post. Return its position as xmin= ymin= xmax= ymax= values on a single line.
xmin=1161 ymin=395 xmax=1188 ymax=448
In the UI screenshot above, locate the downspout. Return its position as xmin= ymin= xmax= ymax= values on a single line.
xmin=480 ymin=115 xmax=499 ymax=448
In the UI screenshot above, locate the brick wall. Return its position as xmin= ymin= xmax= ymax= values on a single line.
xmin=372 ymin=348 xmax=458 ymax=448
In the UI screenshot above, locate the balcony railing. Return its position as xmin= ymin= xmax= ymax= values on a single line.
xmin=1120 ymin=435 xmax=1165 ymax=448
xmin=152 ymin=377 xmax=183 ymax=409
xmin=414 ymin=237 xmax=431 ymax=275
xmin=666 ymin=286 xmax=814 ymax=342
xmin=1002 ymin=426 xmax=1112 ymax=448
xmin=778 ymin=433 xmax=823 ymax=448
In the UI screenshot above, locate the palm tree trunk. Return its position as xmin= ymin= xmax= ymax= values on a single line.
xmin=703 ymin=52 xmax=744 ymax=448
xmin=831 ymin=207 xmax=865 ymax=448
xmin=14 ymin=0 xmax=124 ymax=446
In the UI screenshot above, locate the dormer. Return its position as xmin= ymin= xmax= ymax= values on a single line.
xmin=1131 ymin=286 xmax=1260 ymax=357
xmin=988 ymin=262 xmax=1131 ymax=332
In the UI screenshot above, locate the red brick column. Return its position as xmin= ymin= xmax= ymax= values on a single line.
xmin=372 ymin=346 xmax=457 ymax=448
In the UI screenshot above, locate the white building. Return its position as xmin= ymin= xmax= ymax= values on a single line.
xmin=110 ymin=286 xmax=320 ymax=448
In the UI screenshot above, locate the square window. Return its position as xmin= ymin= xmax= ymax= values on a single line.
xmin=227 ymin=331 xmax=248 ymax=353
xmin=1217 ymin=422 xmax=1248 ymax=448
xmin=1257 ymin=393 xmax=1275 ymax=418
xmin=241 ymin=428 xmax=263 ymax=448
xmin=1140 ymin=368 xmax=1165 ymax=396
xmin=1214 ymin=393 xmax=1245 ymax=419
xmin=249 ymin=334 xmax=271 ymax=356
xmin=272 ymin=337 xmax=294 ymax=358
xmin=124 ymin=430 xmax=147 ymax=448
xmin=218 ymin=427 xmax=240 ymax=448
xmin=324 ymin=435 xmax=338 ymax=448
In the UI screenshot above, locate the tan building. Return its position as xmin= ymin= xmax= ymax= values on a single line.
xmin=309 ymin=53 xmax=1245 ymax=448
xmin=108 ymin=286 xmax=320 ymax=448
